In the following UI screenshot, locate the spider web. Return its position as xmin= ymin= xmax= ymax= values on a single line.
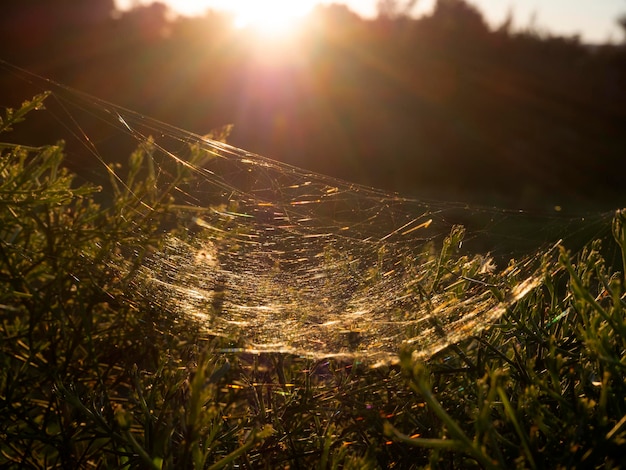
xmin=2 ymin=62 xmax=615 ymax=365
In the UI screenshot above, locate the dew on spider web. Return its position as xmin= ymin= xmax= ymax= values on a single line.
xmin=98 ymin=118 xmax=556 ymax=364
xmin=4 ymin=62 xmax=613 ymax=365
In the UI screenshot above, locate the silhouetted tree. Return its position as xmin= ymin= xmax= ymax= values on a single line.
xmin=376 ymin=0 xmax=419 ymax=20
xmin=0 ymin=0 xmax=117 ymax=75
xmin=113 ymin=2 xmax=170 ymax=43
xmin=429 ymin=0 xmax=488 ymax=38
xmin=618 ymin=14 xmax=626 ymax=43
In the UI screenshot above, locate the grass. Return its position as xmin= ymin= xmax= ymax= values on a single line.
xmin=1 ymin=94 xmax=626 ymax=468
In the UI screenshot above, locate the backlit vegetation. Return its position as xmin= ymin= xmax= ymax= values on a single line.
xmin=1 ymin=95 xmax=626 ymax=468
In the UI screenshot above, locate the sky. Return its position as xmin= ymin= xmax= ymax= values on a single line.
xmin=114 ymin=0 xmax=626 ymax=44
xmin=446 ymin=0 xmax=625 ymax=43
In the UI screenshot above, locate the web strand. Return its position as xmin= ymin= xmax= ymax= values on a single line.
xmin=1 ymin=59 xmax=616 ymax=364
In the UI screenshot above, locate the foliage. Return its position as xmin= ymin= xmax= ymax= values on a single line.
xmin=2 ymin=96 xmax=626 ymax=468
xmin=0 ymin=94 xmax=270 ymax=468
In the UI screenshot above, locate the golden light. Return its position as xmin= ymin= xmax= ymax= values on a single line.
xmin=144 ymin=1 xmax=317 ymax=36
xmin=229 ymin=1 xmax=314 ymax=36
xmin=116 ymin=0 xmax=320 ymax=39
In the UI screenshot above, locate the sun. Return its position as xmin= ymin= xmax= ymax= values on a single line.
xmin=116 ymin=1 xmax=317 ymax=36
xmin=152 ymin=1 xmax=315 ymax=36
xmin=228 ymin=1 xmax=313 ymax=36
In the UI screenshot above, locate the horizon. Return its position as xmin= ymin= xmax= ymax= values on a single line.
xmin=114 ymin=0 xmax=625 ymax=44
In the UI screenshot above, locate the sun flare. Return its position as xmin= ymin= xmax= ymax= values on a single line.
xmin=229 ymin=1 xmax=312 ymax=36
xmin=158 ymin=1 xmax=315 ymax=36
xmin=116 ymin=0 xmax=317 ymax=37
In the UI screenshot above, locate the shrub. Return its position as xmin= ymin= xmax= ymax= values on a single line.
xmin=1 ymin=94 xmax=625 ymax=468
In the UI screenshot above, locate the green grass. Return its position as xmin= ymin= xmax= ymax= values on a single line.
xmin=1 ymin=94 xmax=626 ymax=468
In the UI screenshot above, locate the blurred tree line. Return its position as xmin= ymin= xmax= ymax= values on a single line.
xmin=1 ymin=0 xmax=625 ymax=210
